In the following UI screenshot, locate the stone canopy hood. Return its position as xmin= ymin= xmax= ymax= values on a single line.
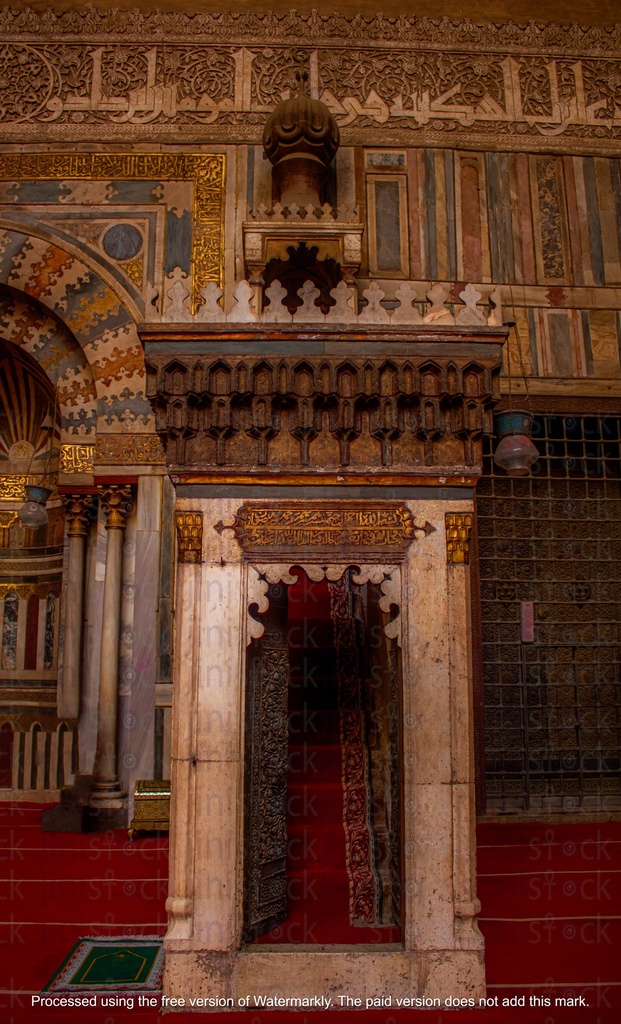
xmin=141 ymin=309 xmax=506 ymax=487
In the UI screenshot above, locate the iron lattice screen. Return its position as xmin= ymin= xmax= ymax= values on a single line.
xmin=478 ymin=415 xmax=621 ymax=813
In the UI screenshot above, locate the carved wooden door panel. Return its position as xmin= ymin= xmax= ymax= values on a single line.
xmin=243 ymin=585 xmax=289 ymax=941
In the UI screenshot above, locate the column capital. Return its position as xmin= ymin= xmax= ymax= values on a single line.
xmin=63 ymin=493 xmax=98 ymax=537
xmin=98 ymin=484 xmax=135 ymax=530
xmin=175 ymin=511 xmax=203 ymax=563
xmin=445 ymin=511 xmax=473 ymax=564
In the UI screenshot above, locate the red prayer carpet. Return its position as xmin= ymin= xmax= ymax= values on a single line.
xmin=1 ymin=802 xmax=620 ymax=1024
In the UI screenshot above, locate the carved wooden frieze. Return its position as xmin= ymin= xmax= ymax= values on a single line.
xmin=144 ymin=335 xmax=504 ymax=479
xmin=232 ymin=502 xmax=416 ymax=554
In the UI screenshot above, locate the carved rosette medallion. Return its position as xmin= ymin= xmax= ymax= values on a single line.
xmin=231 ymin=501 xmax=416 ymax=555
xmin=175 ymin=512 xmax=203 ymax=564
xmin=446 ymin=512 xmax=473 ymax=564
xmin=63 ymin=494 xmax=97 ymax=538
xmin=98 ymin=484 xmax=135 ymax=530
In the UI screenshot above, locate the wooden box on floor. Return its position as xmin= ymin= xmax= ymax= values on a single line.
xmin=128 ymin=780 xmax=170 ymax=840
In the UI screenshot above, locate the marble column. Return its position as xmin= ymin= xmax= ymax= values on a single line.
xmin=90 ymin=484 xmax=134 ymax=814
xmin=58 ymin=494 xmax=96 ymax=720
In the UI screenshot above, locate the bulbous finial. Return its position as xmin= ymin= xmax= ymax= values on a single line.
xmin=262 ymin=63 xmax=339 ymax=208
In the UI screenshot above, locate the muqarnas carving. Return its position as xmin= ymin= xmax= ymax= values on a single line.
xmin=146 ymin=351 xmax=502 ymax=474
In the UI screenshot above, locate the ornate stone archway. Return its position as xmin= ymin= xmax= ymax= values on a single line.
xmin=0 ymin=228 xmax=165 ymax=818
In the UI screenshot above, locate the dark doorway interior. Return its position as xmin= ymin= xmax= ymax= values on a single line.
xmin=245 ymin=568 xmax=401 ymax=945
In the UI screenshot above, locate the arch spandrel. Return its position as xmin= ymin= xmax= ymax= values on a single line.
xmin=0 ymin=285 xmax=96 ymax=437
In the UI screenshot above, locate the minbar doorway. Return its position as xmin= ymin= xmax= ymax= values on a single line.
xmin=244 ymin=568 xmax=402 ymax=945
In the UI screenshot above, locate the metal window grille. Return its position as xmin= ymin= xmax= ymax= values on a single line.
xmin=478 ymin=415 xmax=621 ymax=813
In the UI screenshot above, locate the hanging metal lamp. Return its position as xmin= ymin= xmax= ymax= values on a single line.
xmin=18 ymin=484 xmax=52 ymax=527
xmin=493 ymin=409 xmax=539 ymax=476
xmin=493 ymin=319 xmax=539 ymax=476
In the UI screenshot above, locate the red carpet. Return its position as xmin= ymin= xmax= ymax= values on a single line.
xmin=256 ymin=576 xmax=399 ymax=944
xmin=1 ymin=804 xmax=620 ymax=1022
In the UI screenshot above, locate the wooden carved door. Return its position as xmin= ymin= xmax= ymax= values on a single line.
xmin=243 ymin=585 xmax=289 ymax=941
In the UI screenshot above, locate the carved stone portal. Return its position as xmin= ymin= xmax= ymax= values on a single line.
xmin=164 ymin=496 xmax=483 ymax=1007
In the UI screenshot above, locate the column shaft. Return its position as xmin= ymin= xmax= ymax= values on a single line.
xmin=90 ymin=484 xmax=134 ymax=809
xmin=59 ymin=495 xmax=95 ymax=720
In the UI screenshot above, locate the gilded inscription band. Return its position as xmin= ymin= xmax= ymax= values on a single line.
xmin=232 ymin=502 xmax=416 ymax=553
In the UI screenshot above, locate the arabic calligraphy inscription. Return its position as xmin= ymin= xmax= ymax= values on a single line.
xmin=0 ymin=44 xmax=619 ymax=146
xmin=233 ymin=502 xmax=416 ymax=554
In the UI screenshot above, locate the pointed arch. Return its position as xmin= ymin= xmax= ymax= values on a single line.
xmin=0 ymin=228 xmax=153 ymax=432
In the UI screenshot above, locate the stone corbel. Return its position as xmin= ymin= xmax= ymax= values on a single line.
xmin=454 ymin=898 xmax=484 ymax=950
xmin=165 ymin=895 xmax=194 ymax=940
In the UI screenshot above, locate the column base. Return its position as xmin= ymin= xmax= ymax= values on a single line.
xmin=41 ymin=775 xmax=128 ymax=832
xmin=41 ymin=774 xmax=93 ymax=833
xmin=90 ymin=778 xmax=126 ymax=808
xmin=87 ymin=803 xmax=129 ymax=831
xmin=89 ymin=779 xmax=128 ymax=830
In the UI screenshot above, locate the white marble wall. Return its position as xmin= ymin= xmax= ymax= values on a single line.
xmin=164 ymin=495 xmax=483 ymax=1005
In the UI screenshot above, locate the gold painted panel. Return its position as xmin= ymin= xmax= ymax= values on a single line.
xmin=0 ymin=581 xmax=62 ymax=598
xmin=0 ymin=153 xmax=225 ymax=310
xmin=232 ymin=501 xmax=416 ymax=553
xmin=175 ymin=512 xmax=203 ymax=564
xmin=446 ymin=512 xmax=473 ymax=564
xmin=59 ymin=444 xmax=95 ymax=474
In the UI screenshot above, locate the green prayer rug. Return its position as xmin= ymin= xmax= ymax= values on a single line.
xmin=43 ymin=936 xmax=163 ymax=993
